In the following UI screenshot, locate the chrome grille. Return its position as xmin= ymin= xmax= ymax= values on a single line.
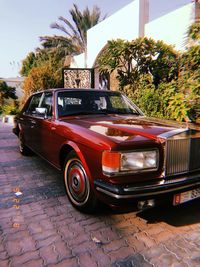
xmin=165 ymin=138 xmax=200 ymax=176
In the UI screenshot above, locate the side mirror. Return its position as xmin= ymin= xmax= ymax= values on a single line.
xmin=35 ymin=107 xmax=47 ymax=118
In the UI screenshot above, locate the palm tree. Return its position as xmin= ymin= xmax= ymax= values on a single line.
xmin=40 ymin=4 xmax=106 ymax=55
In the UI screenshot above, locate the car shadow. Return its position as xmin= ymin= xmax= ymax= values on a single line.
xmin=96 ymin=198 xmax=200 ymax=227
xmin=137 ymin=198 xmax=200 ymax=226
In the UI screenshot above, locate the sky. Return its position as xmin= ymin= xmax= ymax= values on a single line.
xmin=0 ymin=0 xmax=133 ymax=78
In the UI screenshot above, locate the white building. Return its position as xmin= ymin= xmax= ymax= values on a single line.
xmin=69 ymin=0 xmax=199 ymax=88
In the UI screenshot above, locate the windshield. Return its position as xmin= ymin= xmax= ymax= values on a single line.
xmin=57 ymin=90 xmax=142 ymax=118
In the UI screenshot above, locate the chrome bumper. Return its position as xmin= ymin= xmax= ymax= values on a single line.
xmin=94 ymin=173 xmax=200 ymax=200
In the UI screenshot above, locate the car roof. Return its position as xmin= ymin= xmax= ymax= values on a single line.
xmin=31 ymin=88 xmax=120 ymax=95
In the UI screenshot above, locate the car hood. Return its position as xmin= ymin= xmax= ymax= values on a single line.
xmin=61 ymin=114 xmax=185 ymax=143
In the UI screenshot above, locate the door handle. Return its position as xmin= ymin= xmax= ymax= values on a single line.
xmin=30 ymin=120 xmax=37 ymax=125
xmin=30 ymin=119 xmax=36 ymax=128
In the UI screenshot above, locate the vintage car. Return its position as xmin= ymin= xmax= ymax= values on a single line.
xmin=13 ymin=88 xmax=200 ymax=212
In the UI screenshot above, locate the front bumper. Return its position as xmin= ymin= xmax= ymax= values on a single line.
xmin=94 ymin=172 xmax=200 ymax=201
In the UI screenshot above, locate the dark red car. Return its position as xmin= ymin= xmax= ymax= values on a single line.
xmin=13 ymin=88 xmax=200 ymax=212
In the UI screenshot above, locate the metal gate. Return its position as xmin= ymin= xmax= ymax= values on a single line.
xmin=63 ymin=68 xmax=94 ymax=89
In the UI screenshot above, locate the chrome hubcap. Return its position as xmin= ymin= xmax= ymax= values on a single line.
xmin=65 ymin=159 xmax=89 ymax=205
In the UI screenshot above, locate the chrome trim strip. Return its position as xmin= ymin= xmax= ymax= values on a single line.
xmin=96 ymin=182 xmax=200 ymax=199
xmin=158 ymin=128 xmax=189 ymax=139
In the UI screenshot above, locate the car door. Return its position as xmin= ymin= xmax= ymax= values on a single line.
xmin=20 ymin=93 xmax=43 ymax=151
xmin=37 ymin=91 xmax=55 ymax=162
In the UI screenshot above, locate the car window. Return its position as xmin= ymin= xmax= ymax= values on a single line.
xmin=109 ymin=95 xmax=135 ymax=114
xmin=25 ymin=93 xmax=42 ymax=115
xmin=57 ymin=93 xmax=85 ymax=116
xmin=40 ymin=92 xmax=53 ymax=117
xmin=57 ymin=91 xmax=140 ymax=117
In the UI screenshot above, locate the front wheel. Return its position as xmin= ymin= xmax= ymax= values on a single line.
xmin=63 ymin=151 xmax=98 ymax=213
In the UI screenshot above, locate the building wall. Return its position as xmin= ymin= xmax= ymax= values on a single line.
xmin=87 ymin=0 xmax=140 ymax=68
xmin=70 ymin=0 xmax=196 ymax=89
xmin=145 ymin=3 xmax=194 ymax=50
xmin=148 ymin=0 xmax=191 ymax=22
xmin=85 ymin=0 xmax=196 ymax=70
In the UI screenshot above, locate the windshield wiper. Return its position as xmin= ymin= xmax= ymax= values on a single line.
xmin=60 ymin=110 xmax=139 ymax=117
xmin=68 ymin=111 xmax=94 ymax=116
xmin=99 ymin=109 xmax=139 ymax=115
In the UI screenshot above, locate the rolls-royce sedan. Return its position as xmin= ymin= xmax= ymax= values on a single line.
xmin=13 ymin=88 xmax=200 ymax=212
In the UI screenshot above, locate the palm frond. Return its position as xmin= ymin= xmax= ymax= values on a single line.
xmin=40 ymin=4 xmax=106 ymax=55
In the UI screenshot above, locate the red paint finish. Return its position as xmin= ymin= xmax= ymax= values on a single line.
xmin=13 ymin=89 xmax=200 ymax=210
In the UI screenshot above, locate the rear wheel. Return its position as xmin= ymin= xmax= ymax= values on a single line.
xmin=19 ymin=132 xmax=33 ymax=156
xmin=63 ymin=151 xmax=97 ymax=213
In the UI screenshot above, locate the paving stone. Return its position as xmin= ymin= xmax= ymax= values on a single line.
xmin=144 ymin=224 xmax=165 ymax=236
xmin=68 ymin=233 xmax=89 ymax=246
xmin=0 ymin=260 xmax=10 ymax=267
xmin=134 ymin=231 xmax=156 ymax=248
xmin=103 ymin=239 xmax=127 ymax=253
xmin=143 ymin=244 xmax=171 ymax=261
xmin=172 ymin=262 xmax=189 ymax=267
xmin=116 ymin=225 xmax=139 ymax=237
xmin=114 ymin=219 xmax=135 ymax=230
xmin=10 ymin=251 xmax=39 ymax=266
xmin=108 ymin=246 xmax=135 ymax=263
xmin=33 ymin=229 xmax=58 ymax=241
xmin=49 ymin=257 xmax=78 ymax=267
xmin=5 ymin=229 xmax=30 ymax=242
xmin=39 ymin=245 xmax=58 ymax=265
xmin=149 ymin=252 xmax=182 ymax=266
xmin=68 ymin=222 xmax=86 ymax=234
xmin=36 ymin=235 xmax=62 ymax=249
xmin=0 ymin=244 xmax=5 ymax=253
xmin=100 ymin=227 xmax=121 ymax=241
xmin=54 ymin=241 xmax=72 ymax=260
xmin=129 ymin=217 xmax=148 ymax=231
xmin=85 ymin=222 xmax=106 ymax=232
xmin=5 ymin=240 xmax=22 ymax=256
xmin=20 ymin=236 xmax=36 ymax=253
xmin=78 ymin=252 xmax=98 ymax=267
xmin=28 ymin=222 xmax=43 ymax=234
xmin=0 ymin=251 xmax=8 ymax=260
xmin=126 ymin=236 xmax=146 ymax=252
xmin=71 ymin=240 xmax=97 ymax=255
xmin=58 ymin=225 xmax=76 ymax=240
xmin=91 ymin=248 xmax=111 ymax=266
xmin=90 ymin=230 xmax=110 ymax=244
xmin=154 ymin=230 xmax=175 ymax=243
xmin=39 ymin=219 xmax=55 ymax=230
xmin=20 ymin=258 xmax=44 ymax=267
xmin=113 ymin=253 xmax=153 ymax=267
xmin=164 ymin=241 xmax=188 ymax=261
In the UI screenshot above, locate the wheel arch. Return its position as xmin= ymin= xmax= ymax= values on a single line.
xmin=59 ymin=141 xmax=92 ymax=179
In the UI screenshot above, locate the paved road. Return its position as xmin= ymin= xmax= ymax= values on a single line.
xmin=0 ymin=121 xmax=200 ymax=267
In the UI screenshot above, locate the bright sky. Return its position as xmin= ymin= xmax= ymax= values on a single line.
xmin=0 ymin=0 xmax=133 ymax=78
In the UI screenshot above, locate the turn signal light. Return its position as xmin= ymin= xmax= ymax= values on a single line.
xmin=102 ymin=151 xmax=120 ymax=174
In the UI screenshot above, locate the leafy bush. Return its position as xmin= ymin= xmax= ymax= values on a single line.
xmin=126 ymin=80 xmax=195 ymax=122
xmin=98 ymin=35 xmax=199 ymax=122
xmin=2 ymin=101 xmax=20 ymax=115
xmin=98 ymin=37 xmax=179 ymax=89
